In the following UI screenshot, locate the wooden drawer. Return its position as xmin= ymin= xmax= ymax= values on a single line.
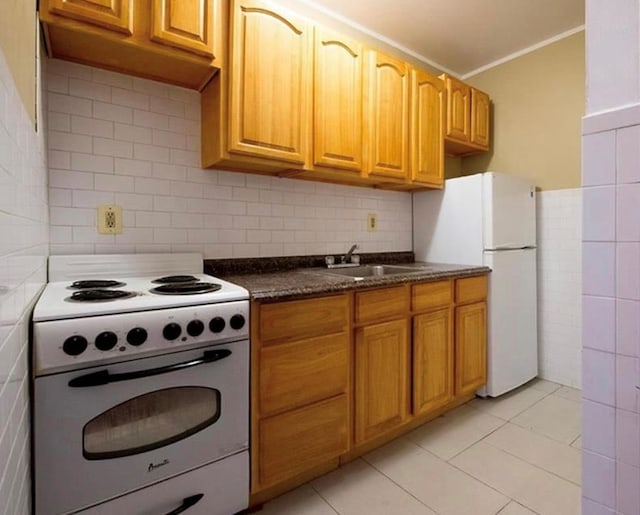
xmin=258 ymin=394 xmax=349 ymax=487
xmin=259 ymin=333 xmax=349 ymax=416
xmin=355 ymin=286 xmax=408 ymax=324
xmin=412 ymin=280 xmax=452 ymax=312
xmin=456 ymin=275 xmax=488 ymax=305
xmin=259 ymin=294 xmax=349 ymax=343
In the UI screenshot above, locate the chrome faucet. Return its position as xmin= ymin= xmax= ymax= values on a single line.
xmin=342 ymin=244 xmax=359 ymax=264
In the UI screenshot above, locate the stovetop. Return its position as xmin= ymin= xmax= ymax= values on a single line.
xmin=33 ymin=273 xmax=249 ymax=322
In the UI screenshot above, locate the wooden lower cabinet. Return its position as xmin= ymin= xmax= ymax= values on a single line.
xmin=355 ymin=318 xmax=410 ymax=444
xmin=455 ymin=301 xmax=487 ymax=396
xmin=413 ymin=308 xmax=454 ymax=415
xmin=258 ymin=395 xmax=349 ymax=488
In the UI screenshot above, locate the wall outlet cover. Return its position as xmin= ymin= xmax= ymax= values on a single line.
xmin=98 ymin=205 xmax=123 ymax=234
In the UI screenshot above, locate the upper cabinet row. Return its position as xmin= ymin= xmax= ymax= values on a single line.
xmin=40 ymin=0 xmax=490 ymax=189
xmin=202 ymin=0 xmax=460 ymax=189
xmin=40 ymin=0 xmax=223 ymax=90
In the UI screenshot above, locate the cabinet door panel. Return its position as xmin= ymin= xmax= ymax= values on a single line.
xmin=151 ymin=0 xmax=216 ymax=57
xmin=413 ymin=308 xmax=454 ymax=415
xmin=445 ymin=76 xmax=470 ymax=142
xmin=230 ymin=0 xmax=312 ymax=164
xmin=314 ymin=28 xmax=363 ymax=171
xmin=411 ymin=69 xmax=444 ymax=186
xmin=259 ymin=333 xmax=349 ymax=416
xmin=355 ymin=319 xmax=409 ymax=444
xmin=455 ymin=302 xmax=487 ymax=396
xmin=471 ymin=88 xmax=490 ymax=148
xmin=259 ymin=395 xmax=348 ymax=488
xmin=49 ymin=0 xmax=133 ymax=34
xmin=364 ymin=51 xmax=409 ymax=180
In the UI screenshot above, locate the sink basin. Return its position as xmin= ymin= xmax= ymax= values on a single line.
xmin=321 ymin=264 xmax=430 ymax=279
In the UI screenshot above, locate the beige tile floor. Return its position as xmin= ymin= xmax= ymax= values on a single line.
xmin=258 ymin=379 xmax=582 ymax=515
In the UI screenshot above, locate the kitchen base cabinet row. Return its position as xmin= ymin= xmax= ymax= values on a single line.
xmin=249 ymin=275 xmax=488 ymax=506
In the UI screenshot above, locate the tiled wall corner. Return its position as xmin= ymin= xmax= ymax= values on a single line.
xmin=582 ymin=108 xmax=640 ymax=515
xmin=536 ymin=188 xmax=582 ymax=388
xmin=0 ymin=47 xmax=49 ymax=514
xmin=46 ymin=59 xmax=413 ymax=258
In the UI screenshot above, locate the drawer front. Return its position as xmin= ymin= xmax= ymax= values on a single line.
xmin=258 ymin=395 xmax=348 ymax=488
xmin=259 ymin=333 xmax=349 ymax=416
xmin=412 ymin=280 xmax=452 ymax=312
xmin=259 ymin=295 xmax=349 ymax=343
xmin=355 ymin=286 xmax=408 ymax=324
xmin=456 ymin=275 xmax=488 ymax=304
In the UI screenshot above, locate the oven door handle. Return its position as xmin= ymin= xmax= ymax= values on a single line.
xmin=68 ymin=349 xmax=232 ymax=387
xmin=164 ymin=493 xmax=205 ymax=515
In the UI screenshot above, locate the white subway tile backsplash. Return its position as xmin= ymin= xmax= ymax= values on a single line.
xmin=94 ymin=173 xmax=134 ymax=193
xmin=115 ymin=157 xmax=152 ymax=177
xmin=133 ymin=109 xmax=169 ymax=129
xmin=48 ymin=150 xmax=71 ymax=169
xmin=48 ymin=92 xmax=92 ymax=117
xmin=93 ymin=100 xmax=132 ymax=123
xmin=93 ymin=137 xmax=133 ymax=158
xmin=135 ymin=177 xmax=171 ymax=195
xmin=111 ymin=86 xmax=149 ymax=110
xmin=134 ymin=142 xmax=170 ymax=163
xmin=114 ymin=123 xmax=153 ymax=144
xmin=152 ymin=129 xmax=186 ymax=149
xmin=92 ymin=67 xmax=133 ymax=89
xmin=71 ymin=152 xmax=114 ymax=174
xmin=69 ymin=78 xmax=111 ymax=102
xmin=48 ymin=130 xmax=92 ymax=153
xmin=50 ymin=169 xmax=94 ymax=190
xmin=48 ymin=112 xmax=71 ymax=132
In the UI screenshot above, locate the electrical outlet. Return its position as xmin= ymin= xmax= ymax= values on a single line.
xmin=367 ymin=213 xmax=377 ymax=232
xmin=98 ymin=205 xmax=123 ymax=235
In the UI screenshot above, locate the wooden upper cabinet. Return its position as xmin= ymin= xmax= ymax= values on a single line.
xmin=455 ymin=301 xmax=487 ymax=397
xmin=471 ymin=88 xmax=490 ymax=148
xmin=363 ymin=50 xmax=410 ymax=181
xmin=413 ymin=308 xmax=454 ymax=416
xmin=49 ymin=0 xmax=133 ymax=34
xmin=314 ymin=28 xmax=363 ymax=171
xmin=411 ymin=69 xmax=444 ymax=187
xmin=229 ymin=0 xmax=312 ymax=165
xmin=151 ymin=0 xmax=216 ymax=57
xmin=355 ymin=318 xmax=410 ymax=444
xmin=444 ymin=75 xmax=470 ymax=142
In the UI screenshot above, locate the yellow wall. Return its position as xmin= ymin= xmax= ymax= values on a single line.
xmin=461 ymin=32 xmax=585 ymax=190
xmin=0 ymin=0 xmax=37 ymax=123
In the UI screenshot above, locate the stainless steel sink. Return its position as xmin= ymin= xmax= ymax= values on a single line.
xmin=320 ymin=264 xmax=430 ymax=279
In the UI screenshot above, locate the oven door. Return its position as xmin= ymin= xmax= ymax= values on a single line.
xmin=34 ymin=341 xmax=249 ymax=515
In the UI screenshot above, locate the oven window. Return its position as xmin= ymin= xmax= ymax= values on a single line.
xmin=83 ymin=387 xmax=220 ymax=460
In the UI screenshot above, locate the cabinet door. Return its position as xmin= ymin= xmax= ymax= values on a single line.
xmin=48 ymin=0 xmax=133 ymax=34
xmin=151 ymin=0 xmax=216 ymax=57
xmin=455 ymin=302 xmax=487 ymax=396
xmin=355 ymin=319 xmax=409 ymax=444
xmin=413 ymin=308 xmax=454 ymax=415
xmin=444 ymin=76 xmax=470 ymax=142
xmin=229 ymin=0 xmax=312 ymax=165
xmin=258 ymin=394 xmax=348 ymax=488
xmin=363 ymin=50 xmax=409 ymax=180
xmin=314 ymin=28 xmax=363 ymax=171
xmin=471 ymin=88 xmax=490 ymax=148
xmin=411 ymin=69 xmax=444 ymax=186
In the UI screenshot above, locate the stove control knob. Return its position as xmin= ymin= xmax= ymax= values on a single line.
xmin=163 ymin=323 xmax=182 ymax=341
xmin=95 ymin=331 xmax=118 ymax=351
xmin=230 ymin=314 xmax=246 ymax=330
xmin=209 ymin=317 xmax=226 ymax=333
xmin=127 ymin=327 xmax=148 ymax=346
xmin=187 ymin=320 xmax=205 ymax=337
xmin=63 ymin=335 xmax=88 ymax=356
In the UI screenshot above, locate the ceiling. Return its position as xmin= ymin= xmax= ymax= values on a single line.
xmin=288 ymin=0 xmax=585 ymax=77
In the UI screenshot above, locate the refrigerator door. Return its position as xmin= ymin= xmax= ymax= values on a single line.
xmin=482 ymin=172 xmax=536 ymax=250
xmin=479 ymin=248 xmax=538 ymax=397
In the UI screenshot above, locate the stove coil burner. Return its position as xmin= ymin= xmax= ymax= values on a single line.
xmin=67 ymin=289 xmax=136 ymax=302
xmin=70 ymin=280 xmax=126 ymax=289
xmin=152 ymin=275 xmax=199 ymax=284
xmin=150 ymin=283 xmax=222 ymax=295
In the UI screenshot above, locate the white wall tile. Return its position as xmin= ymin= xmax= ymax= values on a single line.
xmin=616 ymin=462 xmax=640 ymax=515
xmin=615 ymin=355 xmax=639 ymax=412
xmin=0 ymin=46 xmax=48 ymax=515
xmin=617 ymin=125 xmax=640 ymax=184
xmin=583 ymin=399 xmax=616 ymax=458
xmin=583 ymin=451 xmax=616 ymax=508
xmin=583 ymin=131 xmax=616 ymax=186
xmin=583 ymin=296 xmax=615 ymax=353
xmin=583 ymin=348 xmax=616 ymax=406
xmin=583 ymin=242 xmax=615 ymax=297
xmin=616 ymin=299 xmax=640 ymax=357
xmin=47 ymin=59 xmax=412 ymax=258
xmin=583 ymin=186 xmax=615 ymax=241
xmin=616 ymin=183 xmax=640 ymax=240
xmin=616 ymin=409 xmax=640 ymax=467
xmin=617 ymin=243 xmax=640 ymax=299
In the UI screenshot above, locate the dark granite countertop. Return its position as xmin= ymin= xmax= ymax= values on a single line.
xmin=221 ymin=261 xmax=490 ymax=302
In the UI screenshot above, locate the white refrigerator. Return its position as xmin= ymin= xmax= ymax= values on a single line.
xmin=413 ymin=172 xmax=537 ymax=397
